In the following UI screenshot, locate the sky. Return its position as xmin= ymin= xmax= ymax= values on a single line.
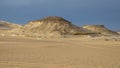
xmin=0 ymin=0 xmax=120 ymax=31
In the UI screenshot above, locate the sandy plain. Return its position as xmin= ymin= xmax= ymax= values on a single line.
xmin=0 ymin=36 xmax=120 ymax=68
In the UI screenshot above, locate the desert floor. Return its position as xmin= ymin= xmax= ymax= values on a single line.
xmin=0 ymin=36 xmax=120 ymax=68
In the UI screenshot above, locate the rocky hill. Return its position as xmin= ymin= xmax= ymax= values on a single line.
xmin=0 ymin=17 xmax=119 ymax=39
xmin=20 ymin=16 xmax=94 ymax=38
xmin=83 ymin=25 xmax=119 ymax=35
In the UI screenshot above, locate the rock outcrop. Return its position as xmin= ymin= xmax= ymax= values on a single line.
xmin=83 ymin=25 xmax=119 ymax=35
xmin=20 ymin=16 xmax=94 ymax=38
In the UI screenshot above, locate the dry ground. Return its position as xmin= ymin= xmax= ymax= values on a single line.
xmin=0 ymin=36 xmax=120 ymax=68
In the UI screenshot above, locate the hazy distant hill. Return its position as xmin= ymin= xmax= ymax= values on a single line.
xmin=118 ymin=32 xmax=120 ymax=34
xmin=0 ymin=21 xmax=21 ymax=30
xmin=83 ymin=25 xmax=119 ymax=35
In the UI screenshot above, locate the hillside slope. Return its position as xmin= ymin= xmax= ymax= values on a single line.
xmin=0 ymin=21 xmax=21 ymax=29
xmin=83 ymin=25 xmax=119 ymax=35
xmin=21 ymin=16 xmax=94 ymax=38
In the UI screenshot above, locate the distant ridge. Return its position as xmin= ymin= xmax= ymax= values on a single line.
xmin=83 ymin=25 xmax=119 ymax=35
xmin=118 ymin=32 xmax=120 ymax=34
xmin=0 ymin=20 xmax=21 ymax=29
xmin=0 ymin=16 xmax=119 ymax=39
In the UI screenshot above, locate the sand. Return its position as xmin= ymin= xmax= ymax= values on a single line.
xmin=0 ymin=36 xmax=120 ymax=68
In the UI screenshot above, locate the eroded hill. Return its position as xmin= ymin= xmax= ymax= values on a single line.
xmin=83 ymin=25 xmax=119 ymax=35
xmin=0 ymin=17 xmax=119 ymax=39
xmin=20 ymin=16 xmax=94 ymax=38
xmin=0 ymin=21 xmax=21 ymax=29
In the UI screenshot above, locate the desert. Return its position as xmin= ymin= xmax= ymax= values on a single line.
xmin=0 ymin=16 xmax=120 ymax=68
xmin=1 ymin=0 xmax=120 ymax=67
xmin=0 ymin=36 xmax=120 ymax=68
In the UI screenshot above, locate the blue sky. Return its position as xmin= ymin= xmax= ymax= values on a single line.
xmin=0 ymin=0 xmax=120 ymax=31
